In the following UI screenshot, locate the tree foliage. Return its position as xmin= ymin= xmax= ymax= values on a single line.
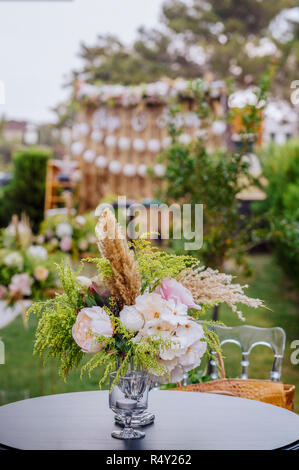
xmin=0 ymin=147 xmax=50 ymax=232
xmin=159 ymin=76 xmax=270 ymax=273
xmin=73 ymin=0 xmax=298 ymax=96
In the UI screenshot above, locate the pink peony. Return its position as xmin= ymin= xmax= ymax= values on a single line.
xmin=0 ymin=285 xmax=7 ymax=299
xmin=9 ymin=273 xmax=33 ymax=297
xmin=60 ymin=236 xmax=72 ymax=252
xmin=155 ymin=277 xmax=201 ymax=310
xmin=72 ymin=306 xmax=114 ymax=353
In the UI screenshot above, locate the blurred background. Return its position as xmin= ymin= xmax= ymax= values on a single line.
xmin=0 ymin=0 xmax=298 ymax=410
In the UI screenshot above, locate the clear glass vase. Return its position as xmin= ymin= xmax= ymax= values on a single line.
xmin=112 ymin=358 xmax=155 ymax=427
xmin=109 ymin=370 xmax=150 ymax=439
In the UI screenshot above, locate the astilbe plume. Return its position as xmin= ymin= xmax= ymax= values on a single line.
xmin=177 ymin=265 xmax=264 ymax=321
xmin=95 ymin=208 xmax=141 ymax=307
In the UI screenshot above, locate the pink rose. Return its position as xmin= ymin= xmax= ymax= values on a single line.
xmin=72 ymin=306 xmax=114 ymax=353
xmin=0 ymin=285 xmax=7 ymax=299
xmin=60 ymin=236 xmax=72 ymax=252
xmin=9 ymin=273 xmax=33 ymax=297
xmin=155 ymin=277 xmax=201 ymax=310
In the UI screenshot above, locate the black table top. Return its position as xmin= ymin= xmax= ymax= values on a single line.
xmin=0 ymin=390 xmax=298 ymax=450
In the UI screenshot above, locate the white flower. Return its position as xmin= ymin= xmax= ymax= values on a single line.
xmin=9 ymin=273 xmax=33 ymax=297
xmin=178 ymin=133 xmax=192 ymax=145
xmin=175 ymin=321 xmax=205 ymax=348
xmin=74 ymin=216 xmax=86 ymax=226
xmin=166 ymin=299 xmax=189 ymax=326
xmin=179 ymin=339 xmax=207 ymax=372
xmin=134 ymin=293 xmax=173 ymax=323
xmin=169 ymin=364 xmax=185 ymax=383
xmin=156 ymin=362 xmax=185 ymax=385
xmin=120 ymin=305 xmax=144 ymax=332
xmin=4 ymin=252 xmax=24 ymax=269
xmin=56 ymin=222 xmax=73 ymax=239
xmin=27 ymin=245 xmax=48 ymax=261
xmin=141 ymin=319 xmax=176 ymax=339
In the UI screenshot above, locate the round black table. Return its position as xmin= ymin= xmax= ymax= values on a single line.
xmin=0 ymin=391 xmax=298 ymax=450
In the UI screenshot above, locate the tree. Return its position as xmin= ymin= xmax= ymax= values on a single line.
xmin=0 ymin=147 xmax=51 ymax=232
xmin=73 ymin=0 xmax=298 ymax=95
xmin=158 ymin=76 xmax=270 ymax=320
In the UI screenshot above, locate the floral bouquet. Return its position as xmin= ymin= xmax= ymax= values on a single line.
xmin=28 ymin=208 xmax=263 ymax=388
xmin=0 ymin=216 xmax=59 ymax=308
xmin=0 ymin=244 xmax=58 ymax=305
xmin=39 ymin=212 xmax=98 ymax=259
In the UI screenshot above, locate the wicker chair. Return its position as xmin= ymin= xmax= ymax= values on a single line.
xmin=176 ymin=324 xmax=295 ymax=411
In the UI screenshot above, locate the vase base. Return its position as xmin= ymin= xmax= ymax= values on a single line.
xmin=111 ymin=429 xmax=145 ymax=440
xmin=115 ymin=411 xmax=155 ymax=427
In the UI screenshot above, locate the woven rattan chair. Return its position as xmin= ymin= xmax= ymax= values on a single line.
xmin=176 ymin=324 xmax=295 ymax=411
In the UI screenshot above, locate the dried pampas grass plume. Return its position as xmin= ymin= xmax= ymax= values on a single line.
xmin=95 ymin=208 xmax=141 ymax=306
xmin=178 ymin=265 xmax=264 ymax=321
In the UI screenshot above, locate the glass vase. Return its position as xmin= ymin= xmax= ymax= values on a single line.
xmin=109 ymin=370 xmax=150 ymax=439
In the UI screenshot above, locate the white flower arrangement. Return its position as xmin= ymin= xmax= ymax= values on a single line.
xmin=29 ymin=209 xmax=263 ymax=389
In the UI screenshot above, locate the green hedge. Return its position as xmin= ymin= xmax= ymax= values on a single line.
xmin=261 ymin=139 xmax=299 ymax=290
xmin=0 ymin=147 xmax=51 ymax=232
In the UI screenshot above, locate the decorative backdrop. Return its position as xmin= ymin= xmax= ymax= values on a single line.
xmin=71 ymin=79 xmax=228 ymax=211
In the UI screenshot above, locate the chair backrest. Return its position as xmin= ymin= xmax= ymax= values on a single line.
xmin=207 ymin=324 xmax=286 ymax=382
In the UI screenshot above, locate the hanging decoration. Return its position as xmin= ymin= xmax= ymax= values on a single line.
xmin=131 ymin=112 xmax=147 ymax=132
xmin=133 ymin=138 xmax=146 ymax=153
xmin=109 ymin=160 xmax=122 ymax=175
xmin=83 ymin=150 xmax=96 ymax=163
xmin=95 ymin=155 xmax=108 ymax=168
xmin=118 ymin=137 xmax=131 ymax=151
xmin=123 ymin=163 xmax=137 ymax=177
xmin=71 ymin=141 xmax=84 ymax=155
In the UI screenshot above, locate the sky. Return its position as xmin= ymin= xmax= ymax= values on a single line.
xmin=0 ymin=0 xmax=163 ymax=123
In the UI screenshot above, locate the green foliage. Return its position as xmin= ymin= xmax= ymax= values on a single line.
xmin=259 ymin=139 xmax=299 ymax=290
xmin=132 ymin=237 xmax=197 ymax=292
xmin=57 ymin=263 xmax=85 ymax=310
xmin=28 ymin=295 xmax=83 ymax=378
xmin=84 ymin=256 xmax=113 ymax=280
xmin=271 ymin=218 xmax=299 ymax=291
xmin=27 ymin=262 xmax=85 ymax=377
xmin=0 ymin=147 xmax=50 ymax=232
xmin=260 ymin=139 xmax=299 ymax=217
xmin=159 ymin=77 xmax=270 ymax=272
xmin=72 ymin=1 xmax=297 ymax=96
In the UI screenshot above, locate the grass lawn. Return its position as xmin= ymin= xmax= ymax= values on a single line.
xmin=0 ymin=254 xmax=298 ymax=411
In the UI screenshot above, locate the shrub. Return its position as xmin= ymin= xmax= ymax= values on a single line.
xmin=261 ymin=138 xmax=299 ymax=217
xmin=260 ymin=139 xmax=299 ymax=290
xmin=0 ymin=147 xmax=51 ymax=232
